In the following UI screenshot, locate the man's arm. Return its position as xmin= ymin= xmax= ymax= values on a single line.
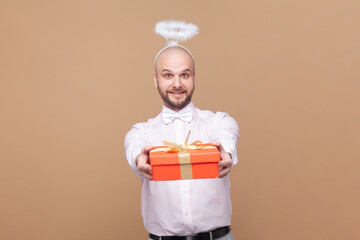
xmin=211 ymin=112 xmax=240 ymax=177
xmin=135 ymin=146 xmax=153 ymax=180
xmin=212 ymin=142 xmax=233 ymax=177
xmin=124 ymin=123 xmax=153 ymax=178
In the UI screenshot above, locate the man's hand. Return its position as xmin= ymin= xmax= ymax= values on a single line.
xmin=213 ymin=142 xmax=233 ymax=178
xmin=135 ymin=146 xmax=153 ymax=180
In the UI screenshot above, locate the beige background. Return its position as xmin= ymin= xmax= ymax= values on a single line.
xmin=1 ymin=0 xmax=359 ymax=239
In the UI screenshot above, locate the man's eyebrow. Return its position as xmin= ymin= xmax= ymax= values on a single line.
xmin=161 ymin=68 xmax=192 ymax=73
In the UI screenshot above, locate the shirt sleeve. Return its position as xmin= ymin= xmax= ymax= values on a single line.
xmin=124 ymin=123 xmax=151 ymax=176
xmin=211 ymin=112 xmax=240 ymax=165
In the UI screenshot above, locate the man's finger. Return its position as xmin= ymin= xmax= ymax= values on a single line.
xmin=138 ymin=163 xmax=153 ymax=180
xmin=218 ymin=159 xmax=232 ymax=168
xmin=219 ymin=167 xmax=231 ymax=178
xmin=138 ymin=163 xmax=152 ymax=172
xmin=142 ymin=145 xmax=153 ymax=154
xmin=212 ymin=141 xmax=225 ymax=153
xmin=141 ymin=171 xmax=153 ymax=180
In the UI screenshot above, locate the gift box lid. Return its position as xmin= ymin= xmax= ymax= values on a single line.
xmin=149 ymin=144 xmax=220 ymax=166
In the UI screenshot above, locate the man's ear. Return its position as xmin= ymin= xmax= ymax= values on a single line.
xmin=153 ymin=71 xmax=158 ymax=88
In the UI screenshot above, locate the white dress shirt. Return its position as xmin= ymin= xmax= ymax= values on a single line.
xmin=124 ymin=102 xmax=239 ymax=236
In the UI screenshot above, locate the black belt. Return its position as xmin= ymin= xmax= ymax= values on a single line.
xmin=149 ymin=226 xmax=231 ymax=240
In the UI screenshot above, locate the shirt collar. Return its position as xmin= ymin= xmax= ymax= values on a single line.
xmin=161 ymin=102 xmax=195 ymax=124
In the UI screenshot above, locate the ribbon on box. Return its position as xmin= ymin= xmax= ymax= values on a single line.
xmin=163 ymin=130 xmax=203 ymax=152
xmin=151 ymin=131 xmax=216 ymax=180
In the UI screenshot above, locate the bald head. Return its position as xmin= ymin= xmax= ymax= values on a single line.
xmin=153 ymin=45 xmax=196 ymax=111
xmin=154 ymin=46 xmax=195 ymax=74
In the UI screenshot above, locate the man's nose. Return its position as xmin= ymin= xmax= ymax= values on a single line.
xmin=173 ymin=75 xmax=182 ymax=87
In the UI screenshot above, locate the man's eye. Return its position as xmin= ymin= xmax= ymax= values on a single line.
xmin=165 ymin=74 xmax=172 ymax=78
xmin=181 ymin=73 xmax=189 ymax=78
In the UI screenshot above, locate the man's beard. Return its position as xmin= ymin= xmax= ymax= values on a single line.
xmin=158 ymin=86 xmax=194 ymax=110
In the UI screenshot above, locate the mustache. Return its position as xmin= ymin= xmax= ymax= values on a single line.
xmin=167 ymin=87 xmax=187 ymax=93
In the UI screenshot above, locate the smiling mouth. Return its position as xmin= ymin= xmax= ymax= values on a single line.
xmin=169 ymin=91 xmax=186 ymax=95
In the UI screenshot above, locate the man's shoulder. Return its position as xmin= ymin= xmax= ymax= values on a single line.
xmin=129 ymin=112 xmax=162 ymax=131
xmin=195 ymin=106 xmax=215 ymax=117
xmin=195 ymin=107 xmax=233 ymax=121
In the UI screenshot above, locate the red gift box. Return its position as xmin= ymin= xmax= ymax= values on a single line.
xmin=149 ymin=143 xmax=220 ymax=181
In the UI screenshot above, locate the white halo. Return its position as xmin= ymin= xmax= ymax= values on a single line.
xmin=154 ymin=20 xmax=199 ymax=44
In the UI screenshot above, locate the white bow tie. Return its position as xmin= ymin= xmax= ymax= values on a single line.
xmin=162 ymin=107 xmax=193 ymax=124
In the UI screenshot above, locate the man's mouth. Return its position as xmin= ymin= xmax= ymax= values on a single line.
xmin=168 ymin=91 xmax=186 ymax=97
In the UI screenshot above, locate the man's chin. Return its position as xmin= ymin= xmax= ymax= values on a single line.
xmin=169 ymin=100 xmax=190 ymax=110
xmin=162 ymin=94 xmax=192 ymax=110
xmin=167 ymin=96 xmax=185 ymax=105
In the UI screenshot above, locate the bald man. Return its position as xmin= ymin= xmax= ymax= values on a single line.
xmin=124 ymin=46 xmax=239 ymax=240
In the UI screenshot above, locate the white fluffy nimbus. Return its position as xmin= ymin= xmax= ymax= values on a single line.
xmin=155 ymin=20 xmax=199 ymax=45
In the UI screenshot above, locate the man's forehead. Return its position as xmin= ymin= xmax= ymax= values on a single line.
xmin=160 ymin=66 xmax=192 ymax=73
xmin=155 ymin=47 xmax=194 ymax=72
